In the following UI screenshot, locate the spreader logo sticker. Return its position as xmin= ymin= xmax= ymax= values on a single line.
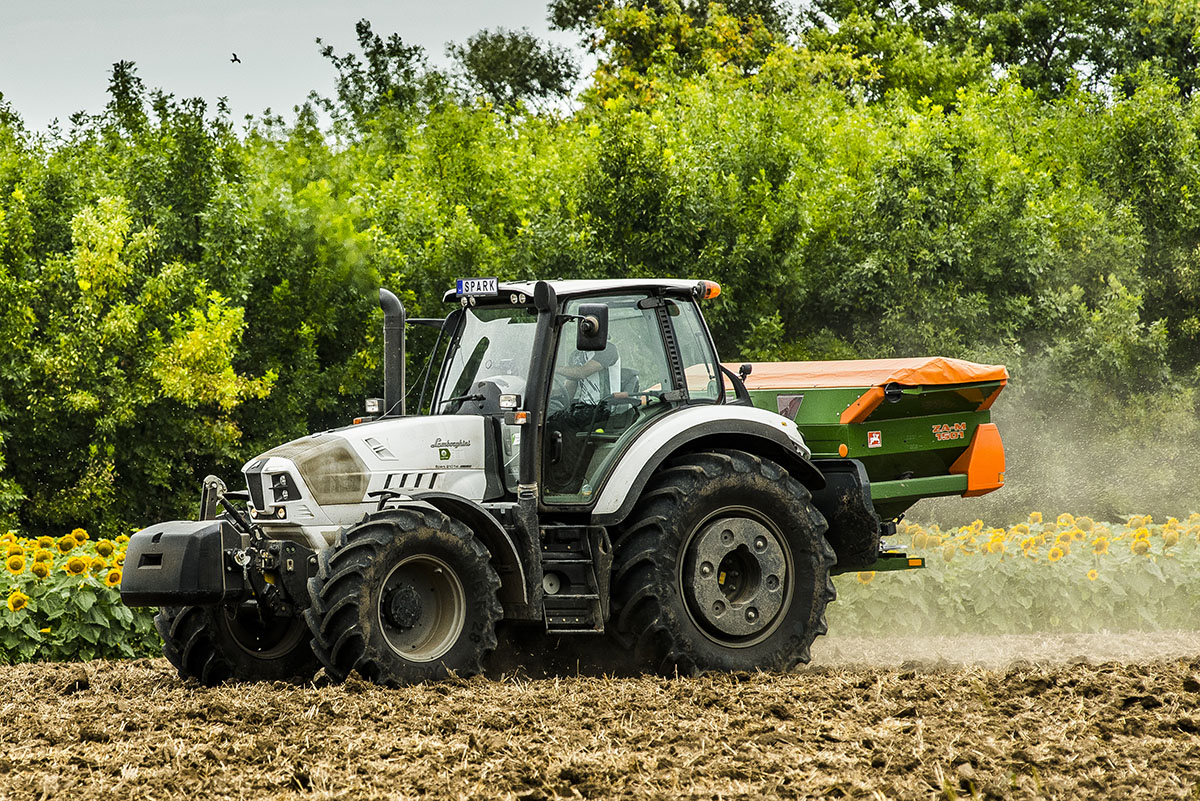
xmin=867 ymin=431 xmax=882 ymax=448
xmin=932 ymin=422 xmax=967 ymax=442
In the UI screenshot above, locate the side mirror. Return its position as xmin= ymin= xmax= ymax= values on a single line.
xmin=576 ymin=304 xmax=609 ymax=351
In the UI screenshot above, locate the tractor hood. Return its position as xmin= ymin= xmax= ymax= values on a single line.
xmin=241 ymin=415 xmax=490 ymax=528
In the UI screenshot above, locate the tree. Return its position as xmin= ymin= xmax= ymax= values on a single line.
xmin=447 ymin=28 xmax=579 ymax=110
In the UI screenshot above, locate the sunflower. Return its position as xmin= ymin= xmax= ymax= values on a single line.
xmin=56 ymin=535 xmax=76 ymax=554
xmin=1029 ymin=512 xmax=1043 ymax=525
xmin=6 ymin=590 xmax=29 ymax=613
xmin=1076 ymin=516 xmax=1095 ymax=532
xmin=1132 ymin=540 xmax=1151 ymax=556
xmin=6 ymin=554 xmax=25 ymax=574
xmin=5 ymin=541 xmax=23 ymax=557
xmin=114 ymin=552 xmax=125 ymax=566
xmin=30 ymin=561 xmax=50 ymax=579
xmin=0 ymin=531 xmax=14 ymax=543
xmin=89 ymin=556 xmax=108 ymax=573
xmin=1134 ymin=527 xmax=1151 ymax=541
xmin=912 ymin=532 xmax=929 ymax=549
xmin=1128 ymin=515 xmax=1146 ymax=528
xmin=115 ymin=534 xmax=129 ymax=544
xmin=942 ymin=544 xmax=956 ymax=563
xmin=1047 ymin=546 xmax=1065 ymax=562
xmin=1092 ymin=537 xmax=1110 ymax=555
xmin=1056 ymin=513 xmax=1075 ymax=528
xmin=64 ymin=556 xmax=88 ymax=575
xmin=104 ymin=568 xmax=122 ymax=588
xmin=1011 ymin=523 xmax=1030 ymax=537
xmin=35 ymin=535 xmax=54 ymax=550
xmin=95 ymin=539 xmax=115 ymax=557
xmin=1164 ymin=530 xmax=1180 ymax=548
xmin=1087 ymin=569 xmax=1099 ymax=581
xmin=987 ymin=540 xmax=1005 ymax=555
xmin=70 ymin=528 xmax=89 ymax=543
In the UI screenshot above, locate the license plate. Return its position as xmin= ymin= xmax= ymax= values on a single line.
xmin=456 ymin=277 xmax=499 ymax=296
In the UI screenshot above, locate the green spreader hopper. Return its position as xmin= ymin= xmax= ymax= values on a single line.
xmin=729 ymin=357 xmax=1008 ymax=522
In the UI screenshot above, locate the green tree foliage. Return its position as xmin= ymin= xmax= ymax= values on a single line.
xmin=4 ymin=7 xmax=1200 ymax=532
xmin=447 ymin=28 xmax=579 ymax=110
xmin=806 ymin=0 xmax=1200 ymax=98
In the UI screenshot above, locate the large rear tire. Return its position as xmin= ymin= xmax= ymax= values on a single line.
xmin=155 ymin=603 xmax=320 ymax=686
xmin=305 ymin=507 xmax=502 ymax=686
xmin=612 ymin=449 xmax=835 ymax=674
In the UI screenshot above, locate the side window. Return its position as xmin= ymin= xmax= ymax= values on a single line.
xmin=669 ymin=300 xmax=722 ymax=402
xmin=543 ymin=294 xmax=673 ymax=503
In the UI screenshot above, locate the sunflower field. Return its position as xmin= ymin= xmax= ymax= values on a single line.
xmin=0 ymin=528 xmax=159 ymax=663
xmin=831 ymin=512 xmax=1200 ymax=636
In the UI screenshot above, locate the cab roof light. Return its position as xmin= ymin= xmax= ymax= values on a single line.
xmin=694 ymin=280 xmax=722 ymax=300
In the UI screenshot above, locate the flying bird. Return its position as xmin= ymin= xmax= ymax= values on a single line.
xmin=231 ymin=53 xmax=241 ymax=64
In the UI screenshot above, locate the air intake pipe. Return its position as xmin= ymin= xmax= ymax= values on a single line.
xmin=379 ymin=288 xmax=405 ymax=416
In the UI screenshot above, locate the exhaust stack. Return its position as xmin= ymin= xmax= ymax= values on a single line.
xmin=379 ymin=288 xmax=405 ymax=416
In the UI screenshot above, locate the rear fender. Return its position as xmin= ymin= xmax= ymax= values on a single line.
xmin=811 ymin=459 xmax=882 ymax=573
xmin=591 ymin=406 xmax=824 ymax=527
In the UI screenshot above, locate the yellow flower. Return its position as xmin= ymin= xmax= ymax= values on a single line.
xmin=95 ymin=539 xmax=115 ymax=557
xmin=912 ymin=531 xmax=929 ymax=549
xmin=36 ymin=535 xmax=54 ymax=550
xmin=64 ymin=556 xmax=88 ymax=575
xmin=70 ymin=527 xmax=89 ymax=543
xmin=942 ymin=544 xmax=956 ymax=562
xmin=1092 ymin=537 xmax=1110 ymax=555
xmin=89 ymin=556 xmax=108 ymax=573
xmin=30 ymin=561 xmax=50 ymax=579
xmin=1011 ymin=523 xmax=1030 ymax=537
xmin=1132 ymin=540 xmax=1151 ymax=556
xmin=1056 ymin=513 xmax=1074 ymax=528
xmin=114 ymin=552 xmax=125 ymax=566
xmin=33 ymin=549 xmax=52 ymax=564
xmin=1134 ymin=527 xmax=1151 ymax=541
xmin=1087 ymin=569 xmax=1099 ymax=581
xmin=1048 ymin=546 xmax=1065 ymax=562
xmin=987 ymin=540 xmax=1005 ymax=555
xmin=1029 ymin=512 xmax=1043 ymax=525
xmin=38 ymin=627 xmax=50 ymax=634
xmin=0 ymin=531 xmax=14 ymax=543
xmin=56 ymin=535 xmax=76 ymax=554
xmin=115 ymin=534 xmax=129 ymax=544
xmin=5 ymin=542 xmax=23 ymax=558
xmin=1164 ymin=530 xmax=1180 ymax=548
xmin=1128 ymin=515 xmax=1145 ymax=528
xmin=6 ymin=590 xmax=29 ymax=613
xmin=6 ymin=554 xmax=25 ymax=574
xmin=104 ymin=568 xmax=122 ymax=588
xmin=1076 ymin=516 xmax=1094 ymax=532
xmin=1189 ymin=512 xmax=1200 ymax=524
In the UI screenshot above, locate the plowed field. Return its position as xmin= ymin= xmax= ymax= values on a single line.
xmin=4 ymin=633 xmax=1200 ymax=800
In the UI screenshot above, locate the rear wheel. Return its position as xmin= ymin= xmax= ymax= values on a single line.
xmin=612 ymin=449 xmax=835 ymax=674
xmin=305 ymin=507 xmax=501 ymax=686
xmin=155 ymin=603 xmax=319 ymax=685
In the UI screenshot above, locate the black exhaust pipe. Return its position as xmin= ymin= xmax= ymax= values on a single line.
xmin=379 ymin=288 xmax=405 ymax=416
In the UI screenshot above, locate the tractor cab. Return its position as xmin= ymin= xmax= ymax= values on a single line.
xmin=426 ymin=279 xmax=730 ymax=505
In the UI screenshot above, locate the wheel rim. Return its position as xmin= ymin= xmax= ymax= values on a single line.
xmin=680 ymin=507 xmax=793 ymax=647
xmin=377 ymin=554 xmax=466 ymax=663
xmin=221 ymin=604 xmax=309 ymax=659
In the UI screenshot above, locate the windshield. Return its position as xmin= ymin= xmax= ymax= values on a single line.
xmin=435 ymin=306 xmax=538 ymax=411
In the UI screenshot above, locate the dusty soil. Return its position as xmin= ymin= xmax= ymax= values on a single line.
xmin=4 ymin=634 xmax=1200 ymax=800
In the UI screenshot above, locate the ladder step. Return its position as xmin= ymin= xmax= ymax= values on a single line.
xmin=545 ymin=593 xmax=600 ymax=601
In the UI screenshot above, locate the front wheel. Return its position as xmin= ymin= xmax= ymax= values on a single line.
xmin=305 ymin=507 xmax=501 ymax=686
xmin=612 ymin=449 xmax=835 ymax=674
xmin=155 ymin=603 xmax=320 ymax=686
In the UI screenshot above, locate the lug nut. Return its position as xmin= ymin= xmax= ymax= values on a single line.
xmin=754 ymin=536 xmax=767 ymax=551
xmin=700 ymin=561 xmax=714 ymax=577
xmin=745 ymin=607 xmax=759 ymax=623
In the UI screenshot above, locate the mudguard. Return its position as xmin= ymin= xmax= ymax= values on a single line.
xmin=591 ymin=405 xmax=824 ymax=527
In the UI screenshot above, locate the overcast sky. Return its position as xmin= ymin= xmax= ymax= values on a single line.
xmin=0 ymin=0 xmax=581 ymax=132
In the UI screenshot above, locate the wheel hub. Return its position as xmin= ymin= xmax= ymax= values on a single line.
xmin=684 ymin=515 xmax=789 ymax=640
xmin=377 ymin=555 xmax=466 ymax=663
xmin=383 ymin=584 xmax=424 ymax=629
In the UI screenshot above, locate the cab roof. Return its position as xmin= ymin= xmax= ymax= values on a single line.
xmin=441 ymin=278 xmax=709 ymax=304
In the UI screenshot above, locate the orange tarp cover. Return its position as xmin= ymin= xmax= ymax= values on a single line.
xmin=724 ymin=357 xmax=1009 ymax=391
